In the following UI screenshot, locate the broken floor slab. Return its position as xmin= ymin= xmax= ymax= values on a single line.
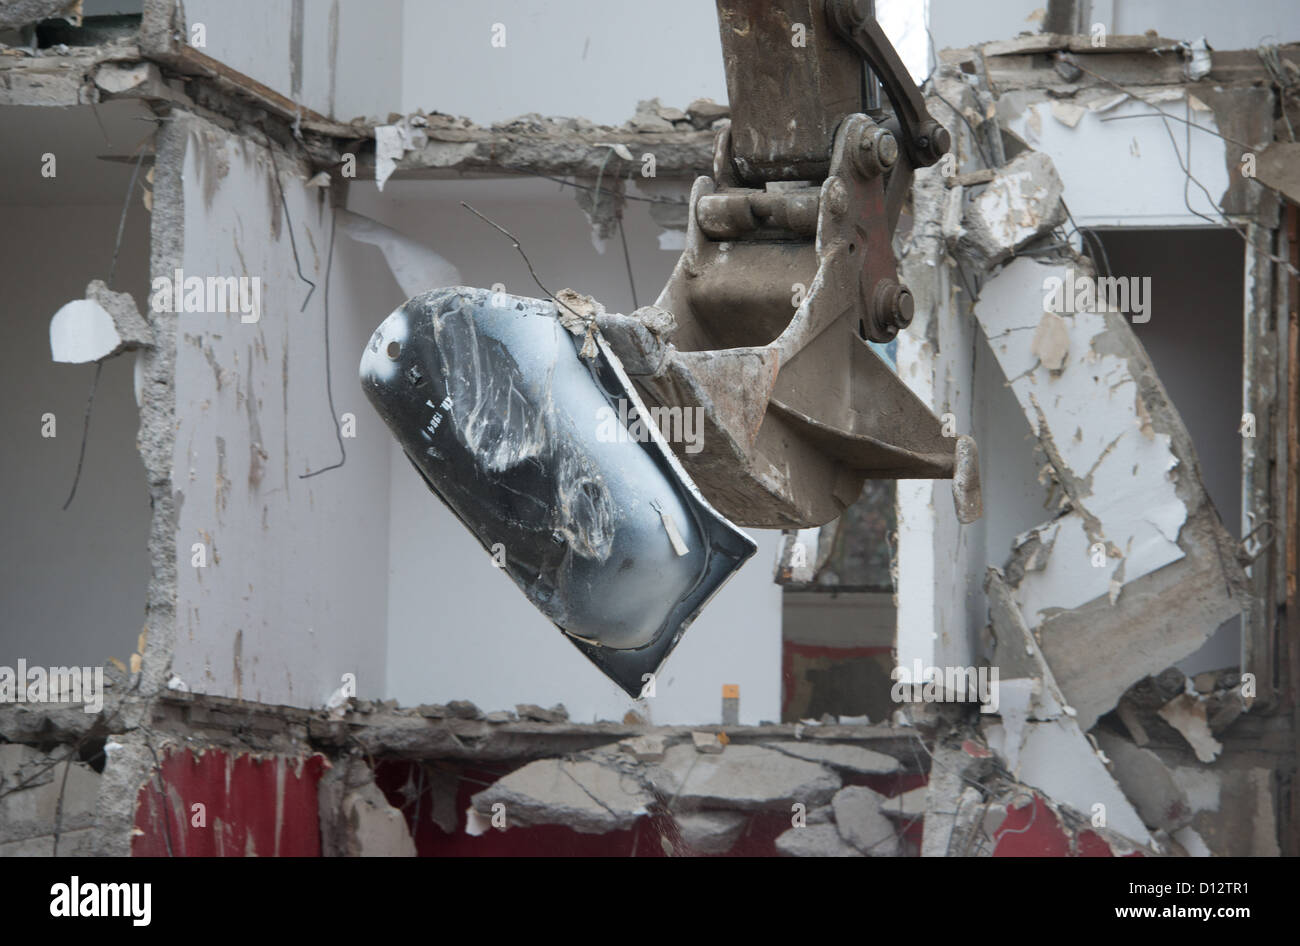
xmin=471 ymin=756 xmax=652 ymax=834
xmin=974 ymin=256 xmax=1246 ymax=729
xmin=648 ymin=744 xmax=840 ymax=812
xmin=775 ymin=822 xmax=863 ymax=857
xmin=832 ymin=786 xmax=900 ymax=856
xmin=673 ymin=810 xmax=749 ymax=854
xmin=763 ymin=741 xmax=901 ymax=775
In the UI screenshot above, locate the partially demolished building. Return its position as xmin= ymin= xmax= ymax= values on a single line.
xmin=1 ymin=0 xmax=1297 ymax=858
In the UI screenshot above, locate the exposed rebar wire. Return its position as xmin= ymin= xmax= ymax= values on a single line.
xmin=531 ymin=172 xmax=687 ymax=206
xmin=925 ymin=25 xmax=996 ymax=169
xmin=1257 ymin=43 xmax=1297 ymax=142
xmin=262 ymin=130 xmax=316 ymax=312
xmin=617 ymin=213 xmax=639 ymax=309
xmin=460 ymin=202 xmax=584 ymax=321
xmin=1060 ymin=196 xmax=1112 ymax=280
xmin=62 ymin=360 xmax=103 ymax=511
xmin=51 ymin=753 xmax=75 ymax=856
xmin=588 ymin=146 xmax=617 ymax=222
xmin=108 ymin=143 xmax=148 ymax=290
xmin=1068 ymin=59 xmax=1255 ymax=151
xmin=1095 ymin=111 xmax=1253 ymax=151
xmin=300 ymin=208 xmax=346 ymax=478
xmin=62 ymin=138 xmax=151 ymax=512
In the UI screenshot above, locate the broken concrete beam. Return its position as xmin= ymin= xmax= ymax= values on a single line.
xmin=775 ymin=823 xmax=863 ymax=857
xmin=958 ymin=150 xmax=1066 ymax=265
xmin=674 ymin=810 xmax=749 ymax=854
xmin=763 ymin=741 xmax=901 ymax=775
xmin=471 ymin=757 xmax=651 ymax=834
xmin=832 ymin=786 xmax=900 ymax=856
xmin=361 ymin=116 xmax=714 ymax=183
xmin=974 ymin=256 xmax=1246 ymax=729
xmin=649 ymin=744 xmax=840 ymax=812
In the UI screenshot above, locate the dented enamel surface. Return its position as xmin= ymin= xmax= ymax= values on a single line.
xmin=361 ymin=287 xmax=755 ymax=696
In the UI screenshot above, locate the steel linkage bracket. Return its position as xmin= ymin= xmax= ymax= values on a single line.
xmin=599 ymin=0 xmax=980 ymax=529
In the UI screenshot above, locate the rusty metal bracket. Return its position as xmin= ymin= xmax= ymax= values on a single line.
xmin=592 ymin=0 xmax=977 ymax=529
xmin=825 ymin=0 xmax=951 ymax=169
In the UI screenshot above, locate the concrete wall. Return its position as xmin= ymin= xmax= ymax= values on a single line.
xmin=167 ymin=116 xmax=392 ymax=705
xmin=348 ymin=177 xmax=784 ymax=724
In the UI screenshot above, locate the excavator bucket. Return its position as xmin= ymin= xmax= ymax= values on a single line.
xmin=361 ymin=287 xmax=757 ymax=697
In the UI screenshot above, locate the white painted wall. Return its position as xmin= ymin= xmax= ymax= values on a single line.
xmin=168 ymin=116 xmax=392 ymax=705
xmin=998 ymin=90 xmax=1230 ymax=229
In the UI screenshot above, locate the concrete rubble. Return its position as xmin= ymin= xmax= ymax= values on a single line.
xmin=672 ymin=810 xmax=748 ymax=854
xmin=318 ymin=757 xmax=417 ymax=857
xmin=648 ymin=744 xmax=841 ymax=812
xmin=471 ymin=755 xmax=654 ymax=834
xmin=775 ymin=823 xmax=863 ymax=857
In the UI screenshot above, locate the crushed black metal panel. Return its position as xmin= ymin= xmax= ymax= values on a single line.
xmin=361 ymin=287 xmax=756 ymax=697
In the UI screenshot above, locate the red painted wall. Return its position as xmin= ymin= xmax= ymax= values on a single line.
xmin=132 ymin=748 xmax=325 ymax=856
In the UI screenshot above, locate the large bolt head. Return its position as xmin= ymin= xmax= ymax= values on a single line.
xmin=894 ymin=287 xmax=914 ymax=327
xmin=930 ymin=125 xmax=951 ymax=158
xmin=868 ymin=278 xmax=914 ymax=340
xmin=872 ymin=129 xmax=899 ymax=168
